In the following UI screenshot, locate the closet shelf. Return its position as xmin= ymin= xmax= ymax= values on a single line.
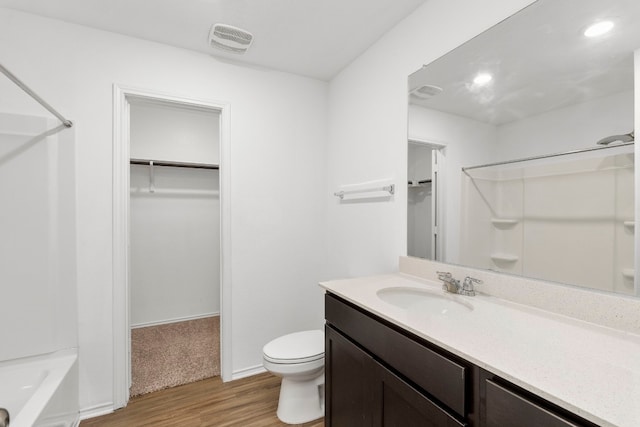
xmin=408 ymin=179 xmax=432 ymax=188
xmin=622 ymin=269 xmax=635 ymax=279
xmin=490 ymin=253 xmax=519 ymax=263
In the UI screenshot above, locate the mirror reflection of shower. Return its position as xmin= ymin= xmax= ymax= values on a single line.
xmin=460 ymin=144 xmax=635 ymax=295
xmin=596 ymin=131 xmax=634 ymax=146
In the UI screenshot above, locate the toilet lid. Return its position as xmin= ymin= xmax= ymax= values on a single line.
xmin=263 ymin=330 xmax=324 ymax=363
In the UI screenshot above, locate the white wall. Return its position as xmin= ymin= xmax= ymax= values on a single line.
xmin=326 ymin=0 xmax=536 ymax=279
xmin=0 ymin=8 xmax=327 ymax=415
xmin=496 ymin=90 xmax=634 ymax=160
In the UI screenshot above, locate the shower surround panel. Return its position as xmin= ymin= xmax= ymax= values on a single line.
xmin=460 ymin=148 xmax=634 ymax=294
xmin=0 ymin=112 xmax=77 ymax=362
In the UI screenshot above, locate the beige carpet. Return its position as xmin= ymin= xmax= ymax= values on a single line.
xmin=130 ymin=316 xmax=220 ymax=397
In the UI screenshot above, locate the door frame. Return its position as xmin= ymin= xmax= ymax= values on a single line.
xmin=112 ymin=85 xmax=232 ymax=408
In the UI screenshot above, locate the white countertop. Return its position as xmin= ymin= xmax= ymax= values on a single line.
xmin=320 ymin=273 xmax=640 ymax=427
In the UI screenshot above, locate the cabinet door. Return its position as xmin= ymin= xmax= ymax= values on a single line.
xmin=374 ymin=364 xmax=466 ymax=427
xmin=325 ymin=325 xmax=375 ymax=427
xmin=326 ymin=293 xmax=468 ymax=417
xmin=485 ymin=379 xmax=586 ymax=427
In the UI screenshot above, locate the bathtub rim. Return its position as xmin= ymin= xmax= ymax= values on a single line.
xmin=0 ymin=348 xmax=78 ymax=427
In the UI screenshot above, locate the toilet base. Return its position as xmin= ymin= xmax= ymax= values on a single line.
xmin=276 ymin=373 xmax=324 ymax=424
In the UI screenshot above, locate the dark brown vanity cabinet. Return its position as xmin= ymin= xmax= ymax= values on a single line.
xmin=325 ymin=326 xmax=374 ymax=426
xmin=325 ymin=293 xmax=600 ymax=427
xmin=325 ymin=293 xmax=470 ymax=427
xmin=326 ymin=326 xmax=465 ymax=427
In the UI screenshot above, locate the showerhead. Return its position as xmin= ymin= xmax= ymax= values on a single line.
xmin=596 ymin=131 xmax=634 ymax=145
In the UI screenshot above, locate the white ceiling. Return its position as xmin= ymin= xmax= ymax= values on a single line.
xmin=409 ymin=0 xmax=640 ymax=125
xmin=0 ymin=0 xmax=427 ymax=81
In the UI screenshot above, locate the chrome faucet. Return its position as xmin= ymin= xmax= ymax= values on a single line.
xmin=437 ymin=271 xmax=461 ymax=294
xmin=460 ymin=276 xmax=483 ymax=296
xmin=437 ymin=272 xmax=482 ymax=296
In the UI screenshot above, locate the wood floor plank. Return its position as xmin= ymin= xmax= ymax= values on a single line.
xmin=80 ymin=373 xmax=324 ymax=427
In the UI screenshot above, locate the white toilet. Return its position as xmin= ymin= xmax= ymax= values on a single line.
xmin=262 ymin=330 xmax=325 ymax=424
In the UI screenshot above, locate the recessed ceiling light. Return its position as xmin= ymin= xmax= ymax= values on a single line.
xmin=583 ymin=20 xmax=614 ymax=38
xmin=473 ymin=73 xmax=493 ymax=86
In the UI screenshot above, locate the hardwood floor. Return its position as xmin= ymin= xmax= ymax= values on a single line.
xmin=81 ymin=373 xmax=324 ymax=427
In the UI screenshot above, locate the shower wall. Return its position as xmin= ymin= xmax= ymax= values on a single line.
xmin=461 ymin=146 xmax=635 ymax=294
xmin=0 ymin=112 xmax=77 ymax=362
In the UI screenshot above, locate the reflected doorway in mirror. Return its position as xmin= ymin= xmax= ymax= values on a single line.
xmin=408 ymin=139 xmax=445 ymax=261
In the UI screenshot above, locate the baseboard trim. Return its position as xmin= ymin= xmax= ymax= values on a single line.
xmin=131 ymin=312 xmax=220 ymax=329
xmin=80 ymin=367 xmax=267 ymax=420
xmin=79 ymin=402 xmax=115 ymax=421
xmin=231 ymin=364 xmax=266 ymax=381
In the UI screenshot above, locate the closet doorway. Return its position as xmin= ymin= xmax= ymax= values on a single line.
xmin=407 ymin=139 xmax=445 ymax=261
xmin=113 ymin=87 xmax=231 ymax=408
xmin=129 ymin=98 xmax=220 ymax=396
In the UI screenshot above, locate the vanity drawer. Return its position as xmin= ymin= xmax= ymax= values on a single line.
xmin=325 ymin=293 xmax=468 ymax=417
xmin=484 ymin=379 xmax=595 ymax=427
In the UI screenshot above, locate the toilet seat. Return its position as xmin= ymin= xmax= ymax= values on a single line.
xmin=263 ymin=330 xmax=324 ymax=364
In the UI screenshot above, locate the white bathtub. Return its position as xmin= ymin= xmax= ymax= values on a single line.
xmin=0 ymin=349 xmax=79 ymax=427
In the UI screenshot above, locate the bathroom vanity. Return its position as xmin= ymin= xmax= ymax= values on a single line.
xmin=321 ymin=273 xmax=640 ymax=427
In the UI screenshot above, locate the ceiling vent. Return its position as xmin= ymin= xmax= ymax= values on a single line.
xmin=209 ymin=24 xmax=253 ymax=54
xmin=410 ymin=85 xmax=443 ymax=100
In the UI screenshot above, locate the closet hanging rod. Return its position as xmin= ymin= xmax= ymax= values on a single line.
xmin=0 ymin=62 xmax=73 ymax=128
xmin=130 ymin=158 xmax=219 ymax=170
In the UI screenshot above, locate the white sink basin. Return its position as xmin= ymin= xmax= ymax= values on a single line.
xmin=376 ymin=286 xmax=473 ymax=315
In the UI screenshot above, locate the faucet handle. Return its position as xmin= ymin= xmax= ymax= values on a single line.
xmin=437 ymin=271 xmax=461 ymax=293
xmin=436 ymin=271 xmax=452 ymax=280
xmin=460 ymin=276 xmax=483 ymax=296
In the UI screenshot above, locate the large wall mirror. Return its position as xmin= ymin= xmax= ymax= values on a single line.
xmin=407 ymin=0 xmax=639 ymax=296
